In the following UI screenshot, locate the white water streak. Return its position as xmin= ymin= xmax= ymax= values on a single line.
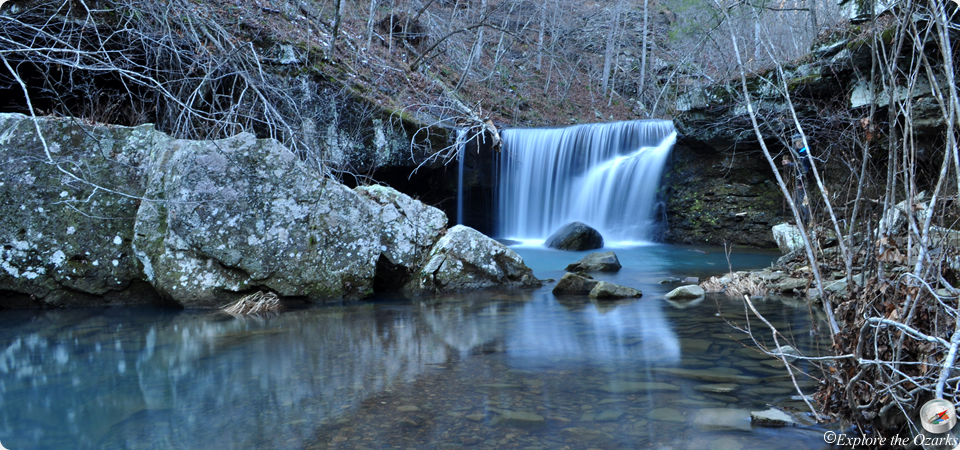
xmin=499 ymin=120 xmax=676 ymax=244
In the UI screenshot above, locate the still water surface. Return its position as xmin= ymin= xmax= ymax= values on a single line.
xmin=0 ymin=245 xmax=835 ymax=449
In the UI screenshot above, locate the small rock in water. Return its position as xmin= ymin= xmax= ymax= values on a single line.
xmin=561 ymin=427 xmax=614 ymax=443
xmin=552 ymin=273 xmax=598 ymax=294
xmin=750 ymin=408 xmax=797 ymax=427
xmin=693 ymin=408 xmax=751 ymax=431
xmin=491 ymin=410 xmax=546 ymax=427
xmin=565 ymin=251 xmax=622 ymax=272
xmin=465 ymin=413 xmax=486 ymax=422
xmin=665 ymin=285 xmax=705 ymax=300
xmin=588 ymin=281 xmax=642 ymax=300
xmin=682 ymin=276 xmax=700 ymax=284
xmin=693 ymin=383 xmax=738 ymax=393
xmin=545 ymin=221 xmax=604 ymax=251
xmin=396 ymin=405 xmax=420 ymax=412
xmin=645 ymin=407 xmax=686 ymax=423
xmin=594 ymin=410 xmax=623 ymax=421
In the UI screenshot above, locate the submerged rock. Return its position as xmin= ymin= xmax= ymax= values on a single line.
xmin=589 ymin=281 xmax=642 ymax=299
xmin=545 ymin=221 xmax=603 ymax=251
xmin=564 ymin=251 xmax=621 ymax=272
xmin=404 ymin=225 xmax=540 ymax=295
xmin=665 ymin=285 xmax=706 ymax=300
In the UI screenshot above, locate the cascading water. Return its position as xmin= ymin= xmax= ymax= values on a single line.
xmin=498 ymin=120 xmax=676 ymax=246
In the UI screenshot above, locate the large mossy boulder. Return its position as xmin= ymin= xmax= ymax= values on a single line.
xmin=404 ymin=225 xmax=540 ymax=295
xmin=545 ymin=221 xmax=603 ymax=251
xmin=565 ymin=251 xmax=621 ymax=272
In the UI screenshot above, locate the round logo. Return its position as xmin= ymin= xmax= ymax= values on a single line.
xmin=921 ymin=399 xmax=957 ymax=434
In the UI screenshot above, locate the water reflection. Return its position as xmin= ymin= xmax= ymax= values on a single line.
xmin=0 ymin=247 xmax=835 ymax=449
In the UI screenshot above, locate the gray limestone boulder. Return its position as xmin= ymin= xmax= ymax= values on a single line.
xmin=404 ymin=225 xmax=540 ymax=295
xmin=0 ymin=113 xmax=534 ymax=308
xmin=133 ymin=132 xmax=388 ymax=307
xmin=772 ymin=223 xmax=804 ymax=254
xmin=665 ymin=285 xmax=706 ymax=300
xmin=552 ymin=273 xmax=599 ymax=294
xmin=589 ymin=281 xmax=642 ymax=300
xmin=545 ymin=221 xmax=603 ymax=251
xmin=0 ymin=113 xmax=161 ymax=307
xmin=565 ymin=251 xmax=621 ymax=272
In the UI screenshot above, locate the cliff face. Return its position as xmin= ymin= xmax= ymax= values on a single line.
xmin=665 ymin=16 xmax=952 ymax=247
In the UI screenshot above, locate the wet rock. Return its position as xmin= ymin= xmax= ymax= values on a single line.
xmin=709 ymin=436 xmax=745 ymax=450
xmin=665 ymin=285 xmax=705 ymax=300
xmin=560 ymin=427 xmax=614 ymax=443
xmin=772 ymin=223 xmax=804 ymax=254
xmin=598 ymin=381 xmax=680 ymax=393
xmin=564 ymin=251 xmax=621 ymax=272
xmin=465 ymin=413 xmax=486 ymax=422
xmin=404 ymin=225 xmax=540 ymax=295
xmin=772 ymin=345 xmax=800 ymax=363
xmin=682 ymin=276 xmax=700 ymax=284
xmin=750 ymin=408 xmax=797 ymax=427
xmin=693 ymin=384 xmax=738 ymax=393
xmin=594 ymin=410 xmax=623 ymax=421
xmin=645 ymin=407 xmax=686 ymax=423
xmin=490 ymin=410 xmax=545 ymax=427
xmin=552 ymin=273 xmax=598 ymax=295
xmin=774 ymin=277 xmax=808 ymax=293
xmin=694 ymin=408 xmax=751 ymax=431
xmin=653 ymin=368 xmax=761 ymax=384
xmin=396 ymin=405 xmax=421 ymax=412
xmin=545 ymin=222 xmax=603 ymax=251
xmin=588 ymin=281 xmax=642 ymax=300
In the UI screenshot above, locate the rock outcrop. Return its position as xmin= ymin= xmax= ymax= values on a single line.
xmin=545 ymin=222 xmax=604 ymax=251
xmin=0 ymin=113 xmax=536 ymax=308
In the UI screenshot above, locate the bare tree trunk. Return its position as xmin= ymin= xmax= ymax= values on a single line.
xmin=537 ymin=2 xmax=546 ymax=71
xmin=601 ymin=7 xmax=619 ymax=95
xmin=366 ymin=0 xmax=378 ymax=51
xmin=330 ymin=0 xmax=343 ymax=57
xmin=638 ymin=0 xmax=649 ymax=98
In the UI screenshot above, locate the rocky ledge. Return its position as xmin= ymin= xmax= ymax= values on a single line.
xmin=0 ymin=113 xmax=537 ymax=308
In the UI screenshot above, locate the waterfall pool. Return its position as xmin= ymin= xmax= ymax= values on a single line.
xmin=0 ymin=245 xmax=837 ymax=449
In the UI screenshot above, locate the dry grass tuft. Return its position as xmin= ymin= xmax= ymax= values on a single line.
xmin=222 ymin=291 xmax=281 ymax=316
xmin=701 ymin=274 xmax=768 ymax=298
xmin=701 ymin=276 xmax=725 ymax=293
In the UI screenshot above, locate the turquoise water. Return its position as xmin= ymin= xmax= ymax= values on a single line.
xmin=0 ymin=245 xmax=836 ymax=449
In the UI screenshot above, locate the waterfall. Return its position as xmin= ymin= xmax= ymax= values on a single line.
xmin=498 ymin=120 xmax=676 ymax=246
xmin=456 ymin=128 xmax=466 ymax=225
